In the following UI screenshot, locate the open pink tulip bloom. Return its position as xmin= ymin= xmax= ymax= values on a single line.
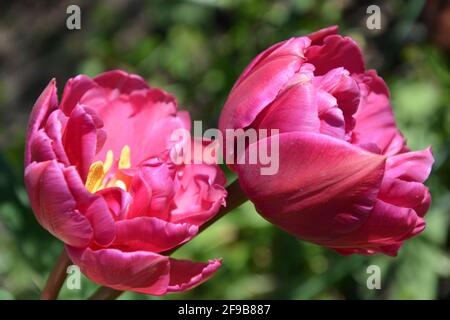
xmin=25 ymin=70 xmax=226 ymax=294
xmin=219 ymin=26 xmax=433 ymax=256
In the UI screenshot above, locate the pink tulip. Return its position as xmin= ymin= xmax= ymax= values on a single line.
xmin=25 ymin=70 xmax=226 ymax=294
xmin=219 ymin=26 xmax=433 ymax=256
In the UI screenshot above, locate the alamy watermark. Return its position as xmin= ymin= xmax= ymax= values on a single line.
xmin=366 ymin=265 xmax=381 ymax=290
xmin=66 ymin=5 xmax=81 ymax=30
xmin=66 ymin=265 xmax=81 ymax=290
xmin=366 ymin=5 xmax=381 ymax=30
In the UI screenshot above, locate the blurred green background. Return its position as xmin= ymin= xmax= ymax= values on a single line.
xmin=0 ymin=0 xmax=449 ymax=300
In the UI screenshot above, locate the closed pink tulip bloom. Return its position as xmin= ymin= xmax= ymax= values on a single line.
xmin=25 ymin=70 xmax=226 ymax=294
xmin=219 ymin=26 xmax=433 ymax=256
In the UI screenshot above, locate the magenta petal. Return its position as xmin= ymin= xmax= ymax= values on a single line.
xmin=378 ymin=176 xmax=429 ymax=210
xmin=81 ymin=196 xmax=116 ymax=247
xmin=308 ymin=25 xmax=339 ymax=45
xmin=316 ymin=90 xmax=346 ymax=139
xmin=29 ymin=130 xmax=57 ymax=163
xmin=232 ymin=41 xmax=288 ymax=90
xmin=29 ymin=109 xmax=69 ymax=165
xmin=127 ymin=171 xmax=153 ymax=219
xmin=66 ymin=246 xmax=171 ymax=295
xmin=95 ymin=89 xmax=184 ymax=165
xmin=336 ymin=199 xmax=420 ymax=246
xmin=127 ymin=163 xmax=175 ymax=219
xmin=45 ymin=110 xmax=70 ymax=164
xmin=113 ymin=217 xmax=198 ymax=252
xmin=60 ymin=75 xmax=98 ymax=115
xmin=25 ymin=79 xmax=58 ymax=166
xmin=171 ymin=163 xmax=227 ymax=226
xmin=62 ymin=166 xmax=116 ymax=246
xmin=255 ymin=82 xmax=320 ymax=133
xmin=219 ymin=52 xmax=304 ymax=132
xmin=25 ymin=161 xmax=93 ymax=247
xmin=94 ymin=70 xmax=149 ymax=94
xmin=63 ymin=105 xmax=102 ymax=181
xmin=415 ymin=190 xmax=431 ymax=217
xmin=386 ymin=147 xmax=434 ymax=183
xmin=353 ymin=71 xmax=406 ymax=155
xmin=97 ymin=187 xmax=131 ymax=220
xmin=167 ymin=258 xmax=222 ymax=293
xmin=232 ymin=37 xmax=310 ymax=90
xmin=306 ymin=35 xmax=365 ymax=75
xmin=236 ymin=132 xmax=386 ymax=243
xmin=314 ymin=67 xmax=360 ymax=132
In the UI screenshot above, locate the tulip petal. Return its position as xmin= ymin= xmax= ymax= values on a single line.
xmin=113 ymin=217 xmax=198 ymax=252
xmin=62 ymin=165 xmax=116 ymax=246
xmin=95 ymin=89 xmax=185 ymax=165
xmin=219 ymin=38 xmax=309 ymax=131
xmin=60 ymin=75 xmax=98 ymax=115
xmin=29 ymin=130 xmax=57 ymax=163
xmin=352 ymin=70 xmax=406 ymax=155
xmin=306 ymin=35 xmax=365 ymax=75
xmin=44 ymin=110 xmax=70 ymax=164
xmin=255 ymin=82 xmax=320 ymax=134
xmin=167 ymin=258 xmax=222 ymax=293
xmin=127 ymin=163 xmax=175 ymax=219
xmin=334 ymin=199 xmax=421 ymax=247
xmin=236 ymin=132 xmax=386 ymax=243
xmin=127 ymin=170 xmax=153 ymax=219
xmin=25 ymin=79 xmax=58 ymax=166
xmin=63 ymin=105 xmax=103 ymax=181
xmin=314 ymin=67 xmax=360 ymax=133
xmin=386 ymin=147 xmax=434 ymax=183
xmin=378 ymin=176 xmax=430 ymax=211
xmin=25 ymin=160 xmax=93 ymax=247
xmin=308 ymin=25 xmax=339 ymax=45
xmin=67 ymin=246 xmax=221 ymax=295
xmin=94 ymin=70 xmax=149 ymax=94
xmin=66 ymin=246 xmax=171 ymax=295
xmin=96 ymin=187 xmax=131 ymax=220
xmin=171 ymin=164 xmax=227 ymax=226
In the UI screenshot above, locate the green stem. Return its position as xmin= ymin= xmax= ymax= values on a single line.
xmin=40 ymin=249 xmax=71 ymax=300
xmin=88 ymin=179 xmax=247 ymax=300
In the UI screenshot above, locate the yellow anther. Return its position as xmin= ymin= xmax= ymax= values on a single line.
xmin=119 ymin=145 xmax=131 ymax=169
xmin=85 ymin=146 xmax=132 ymax=194
xmin=104 ymin=150 xmax=114 ymax=172
xmin=85 ymin=161 xmax=106 ymax=193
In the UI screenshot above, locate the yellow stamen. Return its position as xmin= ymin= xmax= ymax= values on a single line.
xmin=85 ymin=161 xmax=107 ymax=193
xmin=85 ymin=145 xmax=132 ymax=194
xmin=104 ymin=150 xmax=113 ymax=172
xmin=119 ymin=145 xmax=131 ymax=169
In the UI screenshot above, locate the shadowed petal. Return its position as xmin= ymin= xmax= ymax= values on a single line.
xmin=386 ymin=148 xmax=434 ymax=183
xmin=352 ymin=70 xmax=406 ymax=155
xmin=94 ymin=70 xmax=149 ymax=94
xmin=24 ymin=160 xmax=93 ymax=247
xmin=60 ymin=75 xmax=98 ymax=115
xmin=167 ymin=258 xmax=222 ymax=293
xmin=236 ymin=132 xmax=386 ymax=243
xmin=113 ymin=217 xmax=198 ymax=252
xmin=308 ymin=25 xmax=339 ymax=45
xmin=63 ymin=105 xmax=104 ymax=181
xmin=306 ymin=35 xmax=365 ymax=75
xmin=66 ymin=246 xmax=171 ymax=295
xmin=25 ymin=79 xmax=58 ymax=166
xmin=219 ymin=39 xmax=309 ymax=131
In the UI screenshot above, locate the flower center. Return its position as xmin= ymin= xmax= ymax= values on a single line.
xmin=85 ymin=145 xmax=131 ymax=193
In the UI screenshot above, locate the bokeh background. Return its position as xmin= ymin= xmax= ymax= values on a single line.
xmin=0 ymin=0 xmax=449 ymax=299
